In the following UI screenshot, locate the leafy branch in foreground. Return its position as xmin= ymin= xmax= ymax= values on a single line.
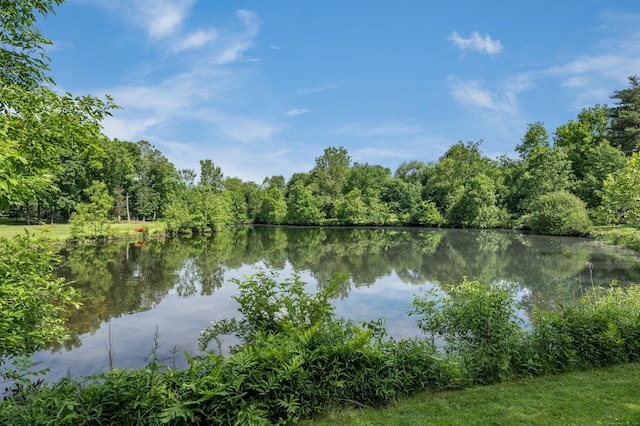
xmin=0 ymin=233 xmax=81 ymax=367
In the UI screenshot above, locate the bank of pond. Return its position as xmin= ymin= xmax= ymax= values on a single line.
xmin=2 ymin=226 xmax=640 ymax=424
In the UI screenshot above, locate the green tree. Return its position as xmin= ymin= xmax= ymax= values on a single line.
xmin=101 ymin=139 xmax=141 ymax=221
xmin=514 ymin=145 xmax=574 ymax=212
xmin=285 ymin=181 xmax=325 ymax=225
xmin=609 ymin=76 xmax=640 ymax=155
xmin=411 ymin=200 xmax=445 ymax=226
xmin=256 ymin=185 xmax=287 ymax=224
xmin=70 ymin=180 xmax=113 ymax=240
xmin=0 ymin=234 xmax=80 ymax=365
xmin=193 ymin=187 xmax=232 ymax=232
xmin=516 ymin=122 xmax=549 ymax=158
xmin=381 ymin=177 xmax=421 ymax=223
xmin=199 ymin=159 xmax=224 ymax=191
xmin=394 ymin=160 xmax=426 ymax=186
xmin=335 ymin=188 xmax=369 ymax=225
xmin=178 ymin=168 xmax=197 ymax=189
xmin=447 ymin=173 xmax=508 ymax=228
xmin=553 ymin=106 xmax=626 ymax=207
xmin=573 ymin=142 xmax=626 ymax=208
xmin=344 ymin=163 xmax=390 ymax=194
xmin=0 ymin=87 xmax=115 ymax=211
xmin=554 ymin=106 xmax=610 ymax=178
xmin=597 ymin=153 xmax=640 ymax=225
xmin=310 ymin=146 xmax=351 ymax=217
xmin=423 ymin=141 xmax=490 ymax=215
xmin=133 ymin=140 xmax=177 ymax=220
xmin=0 ymin=0 xmax=108 ymax=367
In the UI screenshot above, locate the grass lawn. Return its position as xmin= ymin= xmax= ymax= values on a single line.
xmin=304 ymin=362 xmax=640 ymax=426
xmin=0 ymin=218 xmax=166 ymax=242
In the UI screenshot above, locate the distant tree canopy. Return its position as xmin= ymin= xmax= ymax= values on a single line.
xmin=2 ymin=1 xmax=638 ymax=237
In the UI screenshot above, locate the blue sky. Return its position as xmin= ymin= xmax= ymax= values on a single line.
xmin=40 ymin=0 xmax=640 ymax=183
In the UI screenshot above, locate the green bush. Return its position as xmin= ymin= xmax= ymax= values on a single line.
xmin=530 ymin=285 xmax=640 ymax=372
xmin=411 ymin=279 xmax=524 ymax=384
xmin=0 ymin=234 xmax=81 ymax=367
xmin=526 ymin=191 xmax=591 ymax=235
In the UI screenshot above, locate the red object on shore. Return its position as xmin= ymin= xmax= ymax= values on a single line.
xmin=133 ymin=242 xmax=144 ymax=247
xmin=134 ymin=227 xmax=145 ymax=232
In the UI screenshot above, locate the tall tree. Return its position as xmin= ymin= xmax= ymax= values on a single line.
xmin=133 ymin=140 xmax=177 ymax=220
xmin=516 ymin=122 xmax=549 ymax=158
xmin=101 ymin=139 xmax=141 ymax=221
xmin=515 ymin=145 xmax=574 ymax=212
xmin=609 ymin=76 xmax=640 ymax=155
xmin=199 ymin=159 xmax=224 ymax=191
xmin=310 ymin=146 xmax=351 ymax=217
xmin=598 ymin=153 xmax=640 ymax=225
xmin=394 ymin=160 xmax=426 ymax=186
xmin=554 ymin=106 xmax=626 ymax=207
xmin=422 ymin=141 xmax=490 ymax=215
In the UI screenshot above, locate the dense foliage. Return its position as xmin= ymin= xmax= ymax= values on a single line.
xmin=526 ymin=191 xmax=592 ymax=236
xmin=0 ymin=234 xmax=80 ymax=363
xmin=2 ymin=274 xmax=640 ymax=424
xmin=9 ymin=93 xmax=640 ymax=236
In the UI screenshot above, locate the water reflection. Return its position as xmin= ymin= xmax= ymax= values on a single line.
xmin=34 ymin=226 xmax=640 ymax=380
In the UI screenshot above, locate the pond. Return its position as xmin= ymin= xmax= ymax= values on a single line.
xmin=27 ymin=226 xmax=640 ymax=383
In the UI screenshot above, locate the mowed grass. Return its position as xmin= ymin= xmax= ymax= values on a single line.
xmin=0 ymin=218 xmax=166 ymax=242
xmin=304 ymin=362 xmax=640 ymax=426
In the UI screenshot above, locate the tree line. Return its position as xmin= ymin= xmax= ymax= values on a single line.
xmin=2 ymin=2 xmax=640 ymax=236
xmin=5 ymin=78 xmax=640 ymax=236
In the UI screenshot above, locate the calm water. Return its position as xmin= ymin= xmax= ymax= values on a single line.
xmin=26 ymin=226 xmax=640 ymax=382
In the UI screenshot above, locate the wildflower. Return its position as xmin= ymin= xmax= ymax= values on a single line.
xmin=273 ymin=306 xmax=289 ymax=322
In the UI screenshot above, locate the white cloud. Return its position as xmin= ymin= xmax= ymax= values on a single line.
xmin=214 ymin=40 xmax=255 ymax=64
xmin=287 ymin=108 xmax=310 ymax=116
xmin=541 ymin=16 xmax=640 ymax=108
xmin=92 ymin=0 xmax=195 ymax=39
xmin=143 ymin=0 xmax=195 ymax=39
xmin=449 ymin=31 xmax=503 ymax=55
xmin=94 ymin=6 xmax=274 ymax=150
xmin=172 ymin=29 xmax=218 ymax=52
xmin=448 ymin=77 xmax=518 ymax=114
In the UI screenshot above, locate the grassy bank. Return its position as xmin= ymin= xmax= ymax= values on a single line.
xmin=0 ymin=219 xmax=166 ymax=242
xmin=304 ymin=362 xmax=640 ymax=425
xmin=592 ymin=226 xmax=640 ymax=252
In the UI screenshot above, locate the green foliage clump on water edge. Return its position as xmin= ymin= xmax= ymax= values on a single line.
xmin=591 ymin=226 xmax=640 ymax=252
xmin=3 ymin=273 xmax=640 ymax=425
xmin=524 ymin=191 xmax=592 ymax=236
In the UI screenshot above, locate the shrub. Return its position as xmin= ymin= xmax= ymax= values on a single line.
xmin=526 ymin=191 xmax=591 ymax=236
xmin=410 ymin=279 xmax=524 ymax=384
xmin=5 ymin=271 xmax=640 ymax=424
xmin=0 ymin=234 xmax=81 ymax=368
xmin=530 ymin=284 xmax=640 ymax=372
